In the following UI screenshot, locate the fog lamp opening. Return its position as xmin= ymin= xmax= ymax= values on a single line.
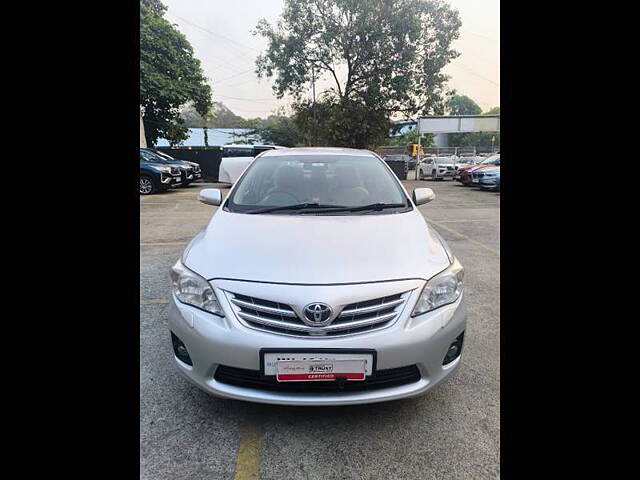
xmin=443 ymin=331 xmax=465 ymax=365
xmin=171 ymin=331 xmax=193 ymax=366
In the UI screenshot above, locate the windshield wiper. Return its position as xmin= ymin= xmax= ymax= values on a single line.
xmin=300 ymin=202 xmax=407 ymax=214
xmin=244 ymin=202 xmax=344 ymax=214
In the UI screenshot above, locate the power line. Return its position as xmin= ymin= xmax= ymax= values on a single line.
xmin=460 ymin=28 xmax=499 ymax=44
xmin=450 ymin=61 xmax=499 ymax=87
xmin=215 ymin=94 xmax=280 ymax=102
xmin=167 ymin=12 xmax=262 ymax=54
xmin=213 ymin=68 xmax=256 ymax=84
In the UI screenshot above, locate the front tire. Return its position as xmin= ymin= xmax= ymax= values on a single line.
xmin=140 ymin=175 xmax=156 ymax=195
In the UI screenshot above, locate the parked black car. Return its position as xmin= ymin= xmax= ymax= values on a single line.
xmin=140 ymin=154 xmax=182 ymax=195
xmin=140 ymin=148 xmax=199 ymax=188
xmin=143 ymin=148 xmax=202 ymax=182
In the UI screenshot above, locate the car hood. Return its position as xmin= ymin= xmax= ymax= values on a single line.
xmin=184 ymin=209 xmax=450 ymax=284
xmin=456 ymin=164 xmax=476 ymax=171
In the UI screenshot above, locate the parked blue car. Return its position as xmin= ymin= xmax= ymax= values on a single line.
xmin=139 ymin=155 xmax=182 ymax=195
xmin=478 ymin=166 xmax=500 ymax=191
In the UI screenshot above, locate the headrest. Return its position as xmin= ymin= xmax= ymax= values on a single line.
xmin=334 ymin=164 xmax=360 ymax=189
xmin=274 ymin=165 xmax=304 ymax=189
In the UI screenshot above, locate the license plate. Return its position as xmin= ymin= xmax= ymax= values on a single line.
xmin=472 ymin=178 xmax=479 ymax=183
xmin=276 ymin=359 xmax=366 ymax=382
xmin=262 ymin=351 xmax=374 ymax=382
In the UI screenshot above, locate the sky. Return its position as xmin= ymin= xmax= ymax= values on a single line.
xmin=161 ymin=0 xmax=499 ymax=118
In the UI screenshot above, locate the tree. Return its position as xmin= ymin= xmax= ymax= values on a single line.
xmin=387 ymin=128 xmax=434 ymax=148
xmin=140 ymin=0 xmax=212 ymax=146
xmin=447 ymin=94 xmax=482 ymax=115
xmin=254 ymin=114 xmax=304 ymax=147
xmin=180 ymin=101 xmax=246 ymax=128
xmin=254 ymin=0 xmax=461 ymax=148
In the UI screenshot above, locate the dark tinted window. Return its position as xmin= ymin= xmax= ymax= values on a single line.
xmin=222 ymin=147 xmax=254 ymax=157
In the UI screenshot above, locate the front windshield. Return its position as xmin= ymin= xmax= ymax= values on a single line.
xmin=140 ymin=150 xmax=170 ymax=164
xmin=481 ymin=155 xmax=499 ymax=164
xmin=156 ymin=151 xmax=174 ymax=160
xmin=227 ymin=154 xmax=409 ymax=213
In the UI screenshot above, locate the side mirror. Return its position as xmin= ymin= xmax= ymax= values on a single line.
xmin=413 ymin=187 xmax=435 ymax=206
xmin=198 ymin=188 xmax=222 ymax=206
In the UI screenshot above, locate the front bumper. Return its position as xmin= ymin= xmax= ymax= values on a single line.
xmin=479 ymin=178 xmax=499 ymax=189
xmin=160 ymin=173 xmax=182 ymax=187
xmin=167 ymin=279 xmax=467 ymax=406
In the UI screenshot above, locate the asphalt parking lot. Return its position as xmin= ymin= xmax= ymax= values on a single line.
xmin=140 ymin=174 xmax=500 ymax=479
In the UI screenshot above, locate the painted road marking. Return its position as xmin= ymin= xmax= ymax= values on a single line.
xmin=140 ymin=242 xmax=187 ymax=247
xmin=233 ymin=419 xmax=263 ymax=480
xmin=140 ymin=298 xmax=169 ymax=305
xmin=426 ymin=217 xmax=500 ymax=256
xmin=431 ymin=219 xmax=495 ymax=223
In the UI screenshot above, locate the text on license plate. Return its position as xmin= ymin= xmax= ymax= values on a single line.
xmin=263 ymin=352 xmax=373 ymax=381
xmin=276 ymin=359 xmax=366 ymax=382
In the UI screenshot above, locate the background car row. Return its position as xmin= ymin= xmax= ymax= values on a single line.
xmin=139 ymin=148 xmax=202 ymax=195
xmin=454 ymin=153 xmax=500 ymax=191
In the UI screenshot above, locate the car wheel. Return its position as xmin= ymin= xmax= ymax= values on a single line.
xmin=140 ymin=176 xmax=156 ymax=195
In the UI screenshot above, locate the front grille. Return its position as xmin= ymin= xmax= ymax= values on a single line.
xmin=214 ymin=364 xmax=421 ymax=392
xmin=228 ymin=292 xmax=409 ymax=337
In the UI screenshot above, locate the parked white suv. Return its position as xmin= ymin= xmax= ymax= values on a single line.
xmin=168 ymin=147 xmax=466 ymax=405
xmin=418 ymin=156 xmax=457 ymax=180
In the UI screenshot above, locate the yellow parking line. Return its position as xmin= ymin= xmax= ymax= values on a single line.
xmin=233 ymin=420 xmax=263 ymax=480
xmin=140 ymin=298 xmax=169 ymax=305
xmin=426 ymin=217 xmax=500 ymax=256
xmin=140 ymin=242 xmax=187 ymax=247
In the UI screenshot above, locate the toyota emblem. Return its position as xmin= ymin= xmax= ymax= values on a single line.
xmin=303 ymin=303 xmax=333 ymax=326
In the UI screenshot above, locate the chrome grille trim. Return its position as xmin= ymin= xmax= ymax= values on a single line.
xmin=230 ymin=297 xmax=297 ymax=317
xmin=340 ymin=297 xmax=405 ymax=316
xmin=227 ymin=291 xmax=411 ymax=337
xmin=236 ymin=311 xmax=311 ymax=332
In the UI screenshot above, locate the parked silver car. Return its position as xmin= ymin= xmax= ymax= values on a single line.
xmin=168 ymin=147 xmax=466 ymax=405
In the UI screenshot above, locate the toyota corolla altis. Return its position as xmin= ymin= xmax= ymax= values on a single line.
xmin=168 ymin=147 xmax=466 ymax=405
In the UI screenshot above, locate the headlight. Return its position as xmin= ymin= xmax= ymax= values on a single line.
xmin=151 ymin=165 xmax=171 ymax=173
xmin=412 ymin=258 xmax=464 ymax=316
xmin=170 ymin=259 xmax=224 ymax=316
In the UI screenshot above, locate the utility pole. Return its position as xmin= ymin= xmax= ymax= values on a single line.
xmin=415 ymin=122 xmax=421 ymax=180
xmin=140 ymin=110 xmax=147 ymax=148
xmin=312 ymin=66 xmax=317 ymax=146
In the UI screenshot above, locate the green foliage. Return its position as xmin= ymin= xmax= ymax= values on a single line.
xmin=386 ymin=128 xmax=434 ymax=148
xmin=254 ymin=0 xmax=461 ymax=148
xmin=140 ymin=0 xmax=212 ymax=146
xmin=228 ymin=111 xmax=305 ymax=147
xmin=180 ymin=101 xmax=247 ymax=129
xmin=447 ymin=95 xmax=482 ymax=115
xmin=255 ymin=114 xmax=304 ymax=147
xmin=291 ymin=98 xmax=391 ymax=149
xmin=484 ymin=106 xmax=500 ymax=115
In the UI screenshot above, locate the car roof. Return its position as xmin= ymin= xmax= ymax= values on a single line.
xmin=260 ymin=147 xmax=376 ymax=157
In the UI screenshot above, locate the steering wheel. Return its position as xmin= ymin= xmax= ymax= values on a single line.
xmin=260 ymin=190 xmax=301 ymax=205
